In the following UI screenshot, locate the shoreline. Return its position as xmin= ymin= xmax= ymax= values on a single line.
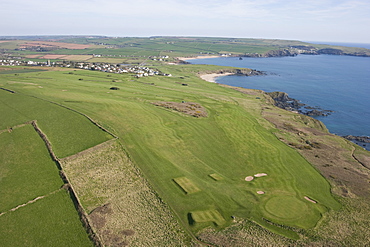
xmin=198 ymin=71 xmax=370 ymax=151
xmin=199 ymin=72 xmax=234 ymax=83
xmin=176 ymin=55 xmax=222 ymax=61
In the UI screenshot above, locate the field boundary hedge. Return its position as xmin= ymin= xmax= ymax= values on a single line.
xmin=30 ymin=120 xmax=104 ymax=247
xmin=29 ymin=94 xmax=118 ymax=139
xmin=1 ymin=87 xmax=118 ymax=139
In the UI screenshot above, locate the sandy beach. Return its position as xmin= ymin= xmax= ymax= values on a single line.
xmin=199 ymin=73 xmax=234 ymax=83
xmin=176 ymin=55 xmax=222 ymax=61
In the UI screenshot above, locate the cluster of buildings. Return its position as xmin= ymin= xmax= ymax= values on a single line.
xmin=0 ymin=59 xmax=23 ymax=66
xmin=149 ymin=55 xmax=169 ymax=61
xmin=0 ymin=59 xmax=172 ymax=77
xmin=75 ymin=63 xmax=163 ymax=77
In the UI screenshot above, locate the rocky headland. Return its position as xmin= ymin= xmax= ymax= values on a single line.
xmin=266 ymin=91 xmax=333 ymax=117
xmin=343 ymin=135 xmax=370 ymax=143
xmin=243 ymin=46 xmax=370 ymax=58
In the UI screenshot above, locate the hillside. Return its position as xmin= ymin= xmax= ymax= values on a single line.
xmin=1 ymin=36 xmax=370 ymax=66
xmin=0 ymin=37 xmax=369 ymax=246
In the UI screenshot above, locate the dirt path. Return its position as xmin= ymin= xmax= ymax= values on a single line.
xmin=0 ymin=189 xmax=61 ymax=217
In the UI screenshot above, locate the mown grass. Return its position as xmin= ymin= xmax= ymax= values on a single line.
xmin=191 ymin=209 xmax=226 ymax=226
xmin=173 ymin=177 xmax=202 ymax=194
xmin=0 ymin=65 xmax=343 ymax=240
xmin=0 ymin=189 xmax=93 ymax=247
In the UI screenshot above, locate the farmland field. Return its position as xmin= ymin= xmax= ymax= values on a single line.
xmin=63 ymin=55 xmax=93 ymax=61
xmin=0 ymin=89 xmax=112 ymax=158
xmin=0 ymin=190 xmax=93 ymax=247
xmin=39 ymin=54 xmax=67 ymax=59
xmin=0 ymin=124 xmax=62 ymax=212
xmin=7 ymin=36 xmax=370 ymax=65
xmin=0 ymin=124 xmax=92 ymax=246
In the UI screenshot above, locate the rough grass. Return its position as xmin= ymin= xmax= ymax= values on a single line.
xmin=152 ymin=101 xmax=208 ymax=118
xmin=196 ymin=196 xmax=370 ymax=246
xmin=261 ymin=105 xmax=370 ymax=198
xmin=61 ymin=141 xmax=190 ymax=246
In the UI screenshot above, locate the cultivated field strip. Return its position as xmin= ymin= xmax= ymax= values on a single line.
xmin=0 ymin=123 xmax=94 ymax=246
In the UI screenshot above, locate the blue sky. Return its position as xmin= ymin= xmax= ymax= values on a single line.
xmin=1 ymin=0 xmax=369 ymax=43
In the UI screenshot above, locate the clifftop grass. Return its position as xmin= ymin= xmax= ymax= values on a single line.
xmin=0 ymin=62 xmax=368 ymax=245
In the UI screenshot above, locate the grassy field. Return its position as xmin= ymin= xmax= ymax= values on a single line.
xmin=1 ymin=36 xmax=369 ymax=245
xmin=5 ymin=36 xmax=369 ymax=64
xmin=0 ymin=124 xmax=62 ymax=212
xmin=0 ymin=189 xmax=93 ymax=247
xmin=0 ymin=124 xmax=92 ymax=246
xmin=0 ymin=72 xmax=116 ymax=246
xmin=0 ymin=88 xmax=112 ymax=158
xmin=0 ymin=65 xmax=344 ymax=240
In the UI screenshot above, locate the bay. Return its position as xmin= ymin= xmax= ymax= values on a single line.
xmin=188 ymin=55 xmax=370 ymax=150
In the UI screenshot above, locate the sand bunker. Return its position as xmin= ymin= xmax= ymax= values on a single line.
xmin=254 ymin=173 xmax=268 ymax=177
xmin=304 ymin=196 xmax=317 ymax=203
xmin=257 ymin=191 xmax=265 ymax=194
xmin=245 ymin=176 xmax=254 ymax=181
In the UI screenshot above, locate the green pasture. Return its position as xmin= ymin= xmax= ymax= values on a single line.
xmin=0 ymin=65 xmax=341 ymax=238
xmin=0 ymin=87 xmax=112 ymax=158
xmin=0 ymin=189 xmax=92 ymax=247
xmin=0 ymin=68 xmax=46 ymax=74
xmin=3 ymin=37 xmax=369 ymax=65
xmin=0 ymin=121 xmax=92 ymax=246
xmin=0 ymin=124 xmax=62 ymax=212
xmin=5 ymin=37 xmax=310 ymax=61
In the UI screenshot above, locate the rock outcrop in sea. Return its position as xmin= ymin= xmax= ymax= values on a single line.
xmin=266 ymin=91 xmax=333 ymax=116
xmin=343 ymin=135 xmax=370 ymax=143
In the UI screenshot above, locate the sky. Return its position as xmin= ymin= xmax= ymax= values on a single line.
xmin=1 ymin=0 xmax=370 ymax=43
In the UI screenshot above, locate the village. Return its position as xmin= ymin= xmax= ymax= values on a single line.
xmin=0 ymin=59 xmax=171 ymax=77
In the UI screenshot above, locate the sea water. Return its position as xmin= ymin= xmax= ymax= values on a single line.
xmin=189 ymin=54 xmax=370 ymax=150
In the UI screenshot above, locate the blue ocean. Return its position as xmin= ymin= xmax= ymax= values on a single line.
xmin=189 ymin=53 xmax=370 ymax=150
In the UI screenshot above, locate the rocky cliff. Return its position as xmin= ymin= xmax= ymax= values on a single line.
xmin=243 ymin=46 xmax=370 ymax=58
xmin=266 ymin=91 xmax=333 ymax=116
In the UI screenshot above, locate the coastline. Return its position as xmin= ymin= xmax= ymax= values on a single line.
xmin=176 ymin=55 xmax=221 ymax=61
xmin=199 ymin=72 xmax=234 ymax=83
xmin=199 ymin=71 xmax=370 ymax=151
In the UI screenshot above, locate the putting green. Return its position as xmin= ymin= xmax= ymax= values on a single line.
xmin=264 ymin=196 xmax=308 ymax=219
